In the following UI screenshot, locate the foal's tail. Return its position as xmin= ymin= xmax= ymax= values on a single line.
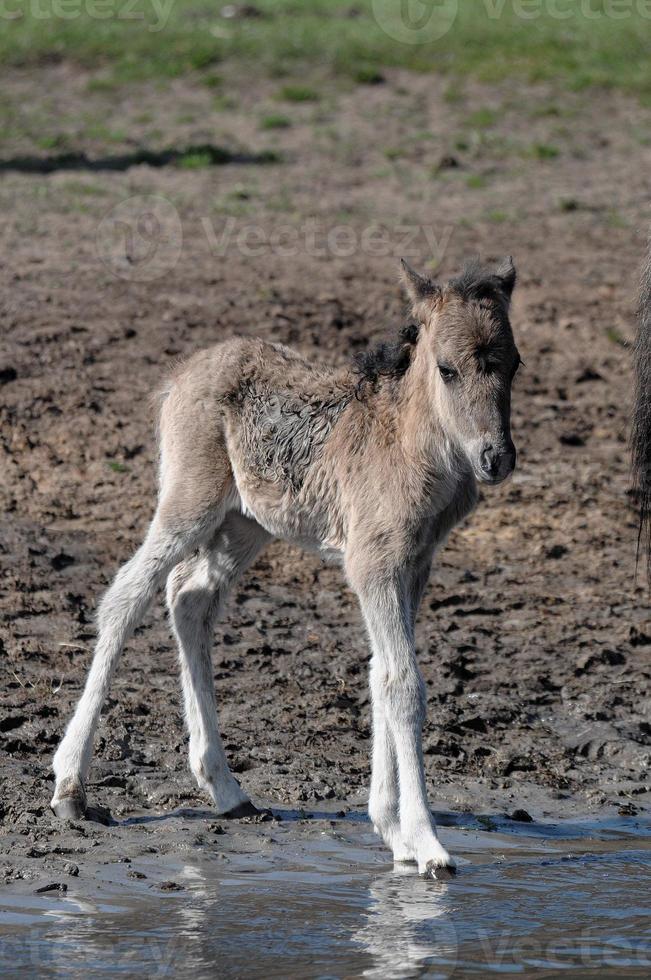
xmin=632 ymin=243 xmax=651 ymax=579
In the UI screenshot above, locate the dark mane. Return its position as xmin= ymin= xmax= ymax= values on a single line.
xmin=449 ymin=258 xmax=510 ymax=305
xmin=632 ymin=246 xmax=651 ymax=579
xmin=354 ymin=321 xmax=420 ymax=385
xmin=353 ymin=258 xmax=514 ymax=388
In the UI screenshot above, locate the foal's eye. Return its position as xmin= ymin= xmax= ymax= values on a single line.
xmin=438 ymin=363 xmax=457 ymax=383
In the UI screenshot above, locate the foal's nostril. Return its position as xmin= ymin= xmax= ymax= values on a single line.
xmin=480 ymin=446 xmax=498 ymax=477
xmin=479 ymin=442 xmax=516 ymax=482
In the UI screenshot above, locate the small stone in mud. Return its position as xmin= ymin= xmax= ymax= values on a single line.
xmin=245 ymin=809 xmax=273 ymax=824
xmin=158 ymin=880 xmax=184 ymax=891
xmin=575 ymin=648 xmax=626 ymax=675
xmin=437 ymin=154 xmax=460 ymax=171
xmin=559 ymin=432 xmax=585 ymax=446
xmin=618 ymin=803 xmax=638 ymax=816
xmin=64 ymin=863 xmax=79 ymax=876
xmin=127 ymin=870 xmax=147 ymax=879
xmin=35 ymin=882 xmax=68 ymax=894
xmin=5 ymin=868 xmax=30 ymax=882
xmin=477 ymin=814 xmax=497 ymax=831
xmin=208 ymin=823 xmax=226 ymax=835
xmin=545 ymin=544 xmax=568 ymax=559
xmin=509 ymin=808 xmax=533 ymax=823
xmin=51 ymin=552 xmax=76 ymax=571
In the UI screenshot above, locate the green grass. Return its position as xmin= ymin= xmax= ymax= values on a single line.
xmin=36 ymin=134 xmax=70 ymax=151
xmin=202 ymin=73 xmax=223 ymax=89
xmin=485 ymin=209 xmax=509 ymax=223
xmin=84 ymin=124 xmax=128 ymax=143
xmin=465 ymin=107 xmax=499 ymax=129
xmin=605 ymin=326 xmax=626 ymax=346
xmin=606 ymin=208 xmax=629 ymax=228
xmin=354 ymin=66 xmax=385 ymax=85
xmin=0 ymin=1 xmax=649 ymax=97
xmin=61 ymin=181 xmax=110 ymax=197
xmin=559 ymin=197 xmax=581 ymax=212
xmin=528 ymin=142 xmax=560 ymax=160
xmin=260 ymin=114 xmax=292 ymax=130
xmin=176 ymin=150 xmax=215 ymax=169
xmin=278 ymin=84 xmax=320 ymax=103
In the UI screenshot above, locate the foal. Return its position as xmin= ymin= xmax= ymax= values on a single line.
xmin=51 ymin=257 xmax=520 ymax=876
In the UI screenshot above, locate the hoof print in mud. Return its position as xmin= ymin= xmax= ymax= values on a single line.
xmin=424 ymin=861 xmax=457 ymax=881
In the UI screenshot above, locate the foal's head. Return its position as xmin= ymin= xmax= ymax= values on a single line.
xmin=402 ymin=257 xmax=521 ymax=484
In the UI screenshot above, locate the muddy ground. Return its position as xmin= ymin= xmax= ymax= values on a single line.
xmin=0 ymin=65 xmax=650 ymax=887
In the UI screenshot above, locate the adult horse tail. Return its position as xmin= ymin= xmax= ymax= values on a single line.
xmin=632 ymin=242 xmax=651 ymax=578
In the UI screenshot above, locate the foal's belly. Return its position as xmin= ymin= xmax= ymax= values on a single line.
xmin=232 ymin=469 xmax=346 ymax=562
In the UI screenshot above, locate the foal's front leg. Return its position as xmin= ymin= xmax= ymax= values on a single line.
xmin=368 ymin=659 xmax=412 ymax=862
xmin=355 ymin=570 xmax=453 ymax=876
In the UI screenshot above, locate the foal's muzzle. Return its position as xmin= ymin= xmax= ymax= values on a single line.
xmin=477 ymin=442 xmax=516 ymax=485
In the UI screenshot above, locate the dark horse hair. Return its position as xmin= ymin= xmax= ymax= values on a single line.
xmin=354 ymin=258 xmax=514 ymax=389
xmin=632 ymin=244 xmax=651 ymax=578
xmin=354 ymin=321 xmax=421 ymax=386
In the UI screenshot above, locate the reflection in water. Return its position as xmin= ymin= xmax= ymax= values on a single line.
xmin=1 ymin=820 xmax=650 ymax=979
xmin=355 ymin=863 xmax=457 ymax=979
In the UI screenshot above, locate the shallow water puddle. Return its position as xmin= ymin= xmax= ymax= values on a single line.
xmin=1 ymin=813 xmax=649 ymax=978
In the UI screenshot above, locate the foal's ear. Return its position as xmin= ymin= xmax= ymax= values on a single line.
xmin=400 ymin=259 xmax=441 ymax=311
xmin=494 ymin=255 xmax=517 ymax=300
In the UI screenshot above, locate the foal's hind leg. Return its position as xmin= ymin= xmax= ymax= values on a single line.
xmin=167 ymin=514 xmax=271 ymax=815
xmin=51 ymin=511 xmax=218 ymax=819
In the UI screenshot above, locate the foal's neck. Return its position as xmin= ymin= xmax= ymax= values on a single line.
xmin=392 ymin=341 xmax=449 ymax=460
